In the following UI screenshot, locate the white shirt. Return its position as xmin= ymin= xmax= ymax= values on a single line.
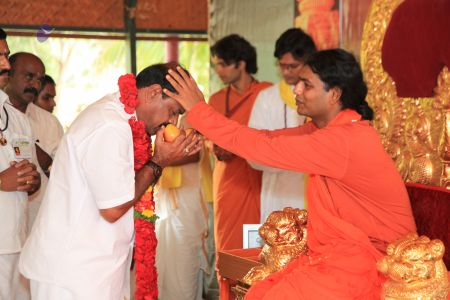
xmin=26 ymin=103 xmax=64 ymax=231
xmin=0 ymin=90 xmax=35 ymax=254
xmin=248 ymin=84 xmax=306 ymax=223
xmin=20 ymin=93 xmax=136 ymax=299
xmin=26 ymin=102 xmax=64 ymax=158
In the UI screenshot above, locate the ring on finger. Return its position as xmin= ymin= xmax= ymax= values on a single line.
xmin=26 ymin=180 xmax=32 ymax=185
xmin=184 ymin=148 xmax=190 ymax=154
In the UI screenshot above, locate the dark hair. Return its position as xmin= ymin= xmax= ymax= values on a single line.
xmin=40 ymin=75 xmax=55 ymax=91
xmin=136 ymin=62 xmax=187 ymax=97
xmin=274 ymin=28 xmax=316 ymax=60
xmin=305 ymin=49 xmax=373 ymax=120
xmin=211 ymin=34 xmax=258 ymax=74
xmin=0 ymin=28 xmax=7 ymax=40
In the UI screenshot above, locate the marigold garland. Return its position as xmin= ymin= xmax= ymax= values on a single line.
xmin=118 ymin=74 xmax=158 ymax=300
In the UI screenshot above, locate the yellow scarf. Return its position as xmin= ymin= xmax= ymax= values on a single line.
xmin=159 ymin=166 xmax=182 ymax=189
xmin=279 ymin=80 xmax=297 ymax=110
xmin=199 ymin=150 xmax=214 ymax=203
xmin=159 ymin=146 xmax=213 ymax=205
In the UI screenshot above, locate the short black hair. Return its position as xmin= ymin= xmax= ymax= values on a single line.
xmin=40 ymin=75 xmax=56 ymax=92
xmin=136 ymin=63 xmax=188 ymax=97
xmin=305 ymin=49 xmax=373 ymax=120
xmin=274 ymin=28 xmax=316 ymax=60
xmin=210 ymin=34 xmax=258 ymax=74
xmin=0 ymin=28 xmax=6 ymax=40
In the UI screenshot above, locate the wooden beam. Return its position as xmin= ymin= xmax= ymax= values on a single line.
xmin=124 ymin=0 xmax=137 ymax=74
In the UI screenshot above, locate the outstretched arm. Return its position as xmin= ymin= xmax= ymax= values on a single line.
xmin=164 ymin=67 xmax=347 ymax=178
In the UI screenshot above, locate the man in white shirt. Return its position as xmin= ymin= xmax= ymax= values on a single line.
xmin=34 ymin=75 xmax=57 ymax=114
xmin=0 ymin=27 xmax=41 ymax=300
xmin=5 ymin=53 xmax=64 ymax=231
xmin=248 ymin=28 xmax=316 ymax=222
xmin=19 ymin=63 xmax=201 ymax=300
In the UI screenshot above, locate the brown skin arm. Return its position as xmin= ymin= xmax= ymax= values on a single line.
xmin=99 ymin=127 xmax=202 ymax=223
xmin=169 ymin=151 xmax=200 ymax=166
xmin=0 ymin=159 xmax=41 ymax=194
xmin=213 ymin=144 xmax=235 ymax=161
xmin=35 ymin=144 xmax=52 ymax=176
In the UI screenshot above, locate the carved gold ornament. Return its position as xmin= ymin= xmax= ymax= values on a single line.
xmin=377 ymin=233 xmax=449 ymax=299
xmin=242 ymin=208 xmax=308 ymax=285
xmin=360 ymin=0 xmax=450 ymax=187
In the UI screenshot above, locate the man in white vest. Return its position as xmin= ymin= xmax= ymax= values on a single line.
xmin=248 ymin=28 xmax=316 ymax=222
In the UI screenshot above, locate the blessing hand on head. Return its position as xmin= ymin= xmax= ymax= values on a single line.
xmin=164 ymin=67 xmax=206 ymax=112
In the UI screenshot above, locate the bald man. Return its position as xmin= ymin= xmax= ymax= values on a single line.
xmin=5 ymin=52 xmax=64 ymax=231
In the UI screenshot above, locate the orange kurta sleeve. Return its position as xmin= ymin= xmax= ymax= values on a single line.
xmin=188 ymin=102 xmax=349 ymax=178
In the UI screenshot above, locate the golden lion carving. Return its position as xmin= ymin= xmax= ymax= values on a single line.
xmin=242 ymin=208 xmax=308 ymax=285
xmin=377 ymin=233 xmax=449 ymax=299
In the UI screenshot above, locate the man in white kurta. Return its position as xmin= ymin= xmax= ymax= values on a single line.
xmin=20 ymin=93 xmax=136 ymax=299
xmin=248 ymin=28 xmax=316 ymax=223
xmin=19 ymin=63 xmax=199 ymax=300
xmin=0 ymin=89 xmax=40 ymax=300
xmin=5 ymin=52 xmax=65 ymax=232
xmin=25 ymin=102 xmax=64 ymax=231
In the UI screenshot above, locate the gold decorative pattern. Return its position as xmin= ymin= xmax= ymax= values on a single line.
xmin=241 ymin=208 xmax=308 ymax=286
xmin=360 ymin=0 xmax=450 ymax=187
xmin=377 ymin=233 xmax=449 ymax=299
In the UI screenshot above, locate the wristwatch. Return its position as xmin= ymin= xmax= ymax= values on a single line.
xmin=145 ymin=159 xmax=163 ymax=185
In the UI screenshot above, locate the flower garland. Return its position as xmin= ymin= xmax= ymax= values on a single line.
xmin=118 ymin=74 xmax=158 ymax=300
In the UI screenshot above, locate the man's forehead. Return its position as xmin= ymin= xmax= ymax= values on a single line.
xmin=299 ymin=65 xmax=314 ymax=77
xmin=165 ymin=96 xmax=185 ymax=113
xmin=43 ymin=84 xmax=56 ymax=93
xmin=279 ymin=52 xmax=303 ymax=64
xmin=13 ymin=55 xmax=45 ymax=72
xmin=211 ymin=56 xmax=225 ymax=64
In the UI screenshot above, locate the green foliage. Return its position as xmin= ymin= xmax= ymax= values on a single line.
xmin=179 ymin=41 xmax=210 ymax=99
xmin=6 ymin=35 xmax=209 ymax=127
xmin=136 ymin=40 xmax=165 ymax=73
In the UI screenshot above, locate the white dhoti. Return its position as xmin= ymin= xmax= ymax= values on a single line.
xmin=0 ymin=253 xmax=30 ymax=300
xmin=155 ymin=163 xmax=207 ymax=300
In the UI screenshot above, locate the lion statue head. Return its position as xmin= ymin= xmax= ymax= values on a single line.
xmin=242 ymin=208 xmax=308 ymax=285
xmin=377 ymin=233 xmax=449 ymax=299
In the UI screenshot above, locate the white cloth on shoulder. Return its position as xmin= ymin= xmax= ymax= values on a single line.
xmin=248 ymin=84 xmax=306 ymax=223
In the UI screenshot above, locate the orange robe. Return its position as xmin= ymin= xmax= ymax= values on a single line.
xmin=187 ymin=102 xmax=417 ymax=299
xmin=208 ymin=81 xmax=271 ymax=298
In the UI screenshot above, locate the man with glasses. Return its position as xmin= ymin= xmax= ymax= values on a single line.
xmin=248 ymin=28 xmax=316 ymax=222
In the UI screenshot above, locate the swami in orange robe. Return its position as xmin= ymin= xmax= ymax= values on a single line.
xmin=186 ymin=102 xmax=417 ymax=299
xmin=208 ymin=80 xmax=271 ymax=298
